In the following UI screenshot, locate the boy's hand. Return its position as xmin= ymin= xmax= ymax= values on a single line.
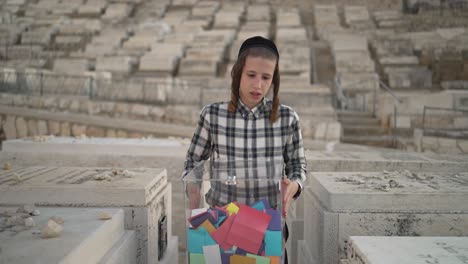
xmin=187 ymin=183 xmax=201 ymax=209
xmin=281 ymin=178 xmax=299 ymax=218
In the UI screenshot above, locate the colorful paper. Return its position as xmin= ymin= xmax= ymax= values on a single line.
xmin=226 ymin=202 xmax=239 ymax=215
xmin=190 ymin=211 xmax=217 ymax=228
xmin=264 ymin=230 xmax=282 ymax=256
xmin=203 ymin=245 xmax=222 ymax=264
xmin=251 ymin=198 xmax=271 ymax=210
xmin=201 ymin=219 xmax=216 ymax=233
xmin=268 ymin=256 xmax=281 ymax=264
xmin=210 ymin=214 xmax=236 ymax=250
xmin=246 ymin=253 xmax=271 ymax=264
xmin=221 ymin=253 xmax=233 ymax=264
xmin=265 ymin=209 xmax=282 ymax=231
xmin=190 ymin=253 xmax=206 ymax=264
xmin=188 ymin=227 xmax=217 ymax=253
xmin=230 ymin=254 xmax=256 ymax=264
xmin=226 ymin=204 xmax=271 ymax=254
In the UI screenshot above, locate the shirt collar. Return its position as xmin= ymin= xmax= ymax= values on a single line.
xmin=238 ymin=98 xmax=270 ymax=119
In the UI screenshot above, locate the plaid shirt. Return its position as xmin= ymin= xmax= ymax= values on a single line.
xmin=183 ymin=98 xmax=307 ymax=207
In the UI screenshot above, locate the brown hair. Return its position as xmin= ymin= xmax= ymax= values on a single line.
xmin=228 ymin=47 xmax=280 ymax=123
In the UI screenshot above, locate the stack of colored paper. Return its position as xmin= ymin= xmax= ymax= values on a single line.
xmin=187 ymin=199 xmax=282 ymax=264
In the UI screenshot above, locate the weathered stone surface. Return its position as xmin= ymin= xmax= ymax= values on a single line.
xmin=4 ymin=115 xmax=17 ymax=139
xmin=86 ymin=126 xmax=106 ymax=137
xmin=37 ymin=120 xmax=48 ymax=136
xmin=95 ymin=56 xmax=134 ymax=74
xmin=53 ymin=58 xmax=90 ymax=74
xmin=27 ymin=119 xmax=39 ymax=137
xmin=106 ymin=129 xmax=116 ymax=137
xmin=344 ymin=5 xmax=370 ymax=25
xmin=60 ymin=122 xmax=71 ymax=137
xmin=277 ymin=11 xmax=301 ymax=27
xmin=71 ymin=124 xmax=87 ymax=137
xmin=15 ymin=117 xmax=28 ymax=138
xmin=47 ymin=121 xmax=60 ymax=136
xmin=178 ymin=59 xmax=218 ymax=76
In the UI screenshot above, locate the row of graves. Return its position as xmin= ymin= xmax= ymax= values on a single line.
xmin=1 ymin=136 xmax=468 ymax=263
xmin=0 ymin=0 xmax=338 ymax=142
xmin=312 ymin=4 xmax=468 ymax=154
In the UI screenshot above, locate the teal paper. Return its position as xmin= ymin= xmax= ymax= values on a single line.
xmin=188 ymin=227 xmax=217 ymax=253
xmin=190 ymin=253 xmax=206 ymax=264
xmin=188 ymin=228 xmax=207 ymax=253
xmin=251 ymin=200 xmax=266 ymax=211
xmin=264 ymin=230 xmax=282 ymax=256
xmin=246 ymin=253 xmax=271 ymax=264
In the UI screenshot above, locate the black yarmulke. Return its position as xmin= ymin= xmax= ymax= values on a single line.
xmin=238 ymin=36 xmax=279 ymax=59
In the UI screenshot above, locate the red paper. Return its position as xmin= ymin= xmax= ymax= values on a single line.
xmin=226 ymin=204 xmax=272 ymax=254
xmin=210 ymin=214 xmax=236 ymax=250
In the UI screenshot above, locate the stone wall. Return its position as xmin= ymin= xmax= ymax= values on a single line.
xmin=311 ymin=0 xmax=402 ymax=11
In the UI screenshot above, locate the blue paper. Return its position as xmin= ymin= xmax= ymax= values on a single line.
xmin=264 ymin=230 xmax=282 ymax=256
xmin=235 ymin=247 xmax=248 ymax=255
xmin=221 ymin=253 xmax=233 ymax=264
xmin=265 ymin=209 xmax=282 ymax=231
xmin=215 ymin=216 xmax=226 ymax=228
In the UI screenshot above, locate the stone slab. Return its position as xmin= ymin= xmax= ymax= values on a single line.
xmin=309 ymin=171 xmax=468 ymax=211
xmin=345 ymin=236 xmax=468 ymax=264
xmin=0 ymin=167 xmax=167 ymax=206
xmin=303 ymin=187 xmax=468 ymax=264
xmin=2 ymin=136 xmax=187 ymax=157
xmin=0 ymin=167 xmax=170 ymax=264
xmin=344 ymin=6 xmax=370 ymax=25
xmin=0 ymin=207 xmax=125 ymax=264
xmin=95 ymin=56 xmax=134 ymax=74
xmin=178 ymin=59 xmax=217 ymax=76
xmin=99 ymin=230 xmax=137 ymax=264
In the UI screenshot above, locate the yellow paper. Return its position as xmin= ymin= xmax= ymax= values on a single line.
xmin=230 ymin=254 xmax=256 ymax=264
xmin=226 ymin=203 xmax=239 ymax=216
xmin=200 ymin=219 xmax=216 ymax=233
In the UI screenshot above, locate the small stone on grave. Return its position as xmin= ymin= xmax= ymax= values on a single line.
xmin=3 ymin=162 xmax=11 ymax=170
xmin=98 ymin=212 xmax=112 ymax=220
xmin=17 ymin=204 xmax=36 ymax=214
xmin=41 ymin=219 xmax=63 ymax=239
xmin=49 ymin=216 xmax=64 ymax=225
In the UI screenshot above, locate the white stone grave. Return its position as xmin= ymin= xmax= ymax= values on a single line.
xmin=343 ymin=236 xmax=468 ymax=264
xmin=2 ymin=136 xmax=187 ymax=157
xmin=95 ymin=56 xmax=134 ymax=74
xmin=0 ymin=207 xmax=136 ymax=264
xmin=0 ymin=167 xmax=174 ymax=264
xmin=302 ymin=171 xmax=468 ymax=264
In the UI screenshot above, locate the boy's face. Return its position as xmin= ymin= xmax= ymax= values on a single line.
xmin=239 ymin=55 xmax=276 ymax=109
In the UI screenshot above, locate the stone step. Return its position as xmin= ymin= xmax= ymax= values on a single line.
xmin=339 ymin=117 xmax=380 ymax=126
xmin=0 ymin=207 xmax=125 ymax=264
xmin=99 ymin=230 xmax=137 ymax=264
xmin=281 ymin=89 xmax=333 ymax=108
xmin=336 ymin=110 xmax=374 ymax=117
xmin=343 ymin=125 xmax=388 ymax=136
xmin=344 ymin=237 xmax=468 ymax=264
xmin=341 ymin=135 xmax=396 ymax=148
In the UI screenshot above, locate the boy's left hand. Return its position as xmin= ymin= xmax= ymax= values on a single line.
xmin=281 ymin=178 xmax=299 ymax=218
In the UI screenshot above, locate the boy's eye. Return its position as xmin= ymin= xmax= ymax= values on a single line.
xmin=248 ymin=74 xmax=255 ymax=78
xmin=262 ymin=76 xmax=270 ymax=80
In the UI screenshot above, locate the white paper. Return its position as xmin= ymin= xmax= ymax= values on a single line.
xmin=203 ymin=245 xmax=222 ymax=264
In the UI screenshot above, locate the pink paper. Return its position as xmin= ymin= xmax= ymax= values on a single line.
xmin=226 ymin=204 xmax=271 ymax=254
xmin=210 ymin=214 xmax=236 ymax=250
